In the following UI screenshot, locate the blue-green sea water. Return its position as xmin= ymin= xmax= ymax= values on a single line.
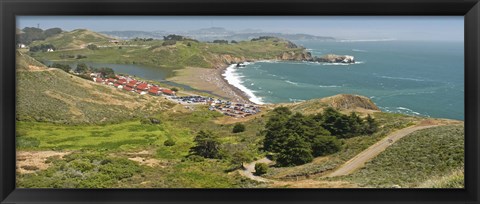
xmin=228 ymin=40 xmax=464 ymax=120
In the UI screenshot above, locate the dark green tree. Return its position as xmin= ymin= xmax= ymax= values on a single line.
xmin=276 ymin=133 xmax=313 ymax=166
xmin=348 ymin=112 xmax=364 ymax=136
xmin=312 ymin=136 xmax=342 ymax=157
xmin=190 ymin=130 xmax=221 ymax=159
xmin=75 ymin=63 xmax=89 ymax=74
xmin=87 ymin=44 xmax=99 ymax=50
xmin=213 ymin=40 xmax=229 ymax=44
xmin=263 ymin=107 xmax=291 ymax=152
xmin=93 ymin=67 xmax=115 ymax=78
xmin=364 ymin=114 xmax=378 ymax=135
xmin=321 ymin=107 xmax=342 ymax=135
xmin=43 ymin=28 xmax=62 ymax=37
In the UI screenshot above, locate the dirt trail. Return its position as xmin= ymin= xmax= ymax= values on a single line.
xmin=238 ymin=157 xmax=274 ymax=183
xmin=239 ymin=157 xmax=357 ymax=188
xmin=326 ymin=124 xmax=440 ymax=177
xmin=237 ymin=120 xmax=456 ymax=187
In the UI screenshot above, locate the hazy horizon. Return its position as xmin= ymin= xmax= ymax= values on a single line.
xmin=17 ymin=16 xmax=463 ymax=41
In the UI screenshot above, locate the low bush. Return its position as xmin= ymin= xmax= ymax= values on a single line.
xmin=232 ymin=123 xmax=245 ymax=133
xmin=254 ymin=163 xmax=268 ymax=175
xmin=164 ymin=139 xmax=176 ymax=147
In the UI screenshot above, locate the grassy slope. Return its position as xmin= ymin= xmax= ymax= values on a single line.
xmin=31 ymin=34 xmax=306 ymax=69
xmin=16 ymin=106 xmax=266 ymax=188
xmin=336 ymin=125 xmax=464 ymax=188
xmin=264 ymin=112 xmax=421 ymax=179
xmin=16 ymin=50 xmax=47 ymax=70
xmin=16 ymin=52 xmax=175 ymax=124
xmin=30 ymin=29 xmax=113 ymax=50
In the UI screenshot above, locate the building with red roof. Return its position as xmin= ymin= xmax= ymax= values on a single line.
xmin=123 ymin=86 xmax=133 ymax=91
xmin=126 ymin=82 xmax=136 ymax=88
xmin=162 ymin=89 xmax=175 ymax=95
xmin=148 ymin=87 xmax=159 ymax=95
xmin=117 ymin=79 xmax=127 ymax=85
xmin=94 ymin=78 xmax=103 ymax=83
xmin=136 ymin=83 xmax=148 ymax=91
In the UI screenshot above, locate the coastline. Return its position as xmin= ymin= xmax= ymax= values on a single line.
xmin=167 ymin=65 xmax=252 ymax=104
xmin=216 ymin=64 xmax=254 ymax=104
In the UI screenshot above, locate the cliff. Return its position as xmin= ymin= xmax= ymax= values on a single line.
xmin=313 ymin=54 xmax=355 ymax=64
xmin=319 ymin=94 xmax=380 ymax=111
xmin=283 ymin=94 xmax=380 ymax=115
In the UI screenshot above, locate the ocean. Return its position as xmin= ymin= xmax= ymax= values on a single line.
xmin=224 ymin=40 xmax=464 ymax=120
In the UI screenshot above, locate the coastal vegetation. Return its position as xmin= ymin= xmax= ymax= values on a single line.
xmin=15 ymin=28 xmax=464 ymax=189
xmin=28 ymin=29 xmax=310 ymax=70
xmin=263 ymin=107 xmax=378 ymax=167
xmin=337 ymin=125 xmax=464 ymax=188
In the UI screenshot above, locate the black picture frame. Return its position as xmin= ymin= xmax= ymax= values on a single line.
xmin=1 ymin=0 xmax=479 ymax=203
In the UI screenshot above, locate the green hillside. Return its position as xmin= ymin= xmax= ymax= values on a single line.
xmin=16 ymin=53 xmax=175 ymax=124
xmin=338 ymin=125 xmax=464 ymax=188
xmin=30 ymin=29 xmax=113 ymax=50
xmin=29 ymin=30 xmax=310 ymax=69
xmin=16 ymin=50 xmax=47 ymax=70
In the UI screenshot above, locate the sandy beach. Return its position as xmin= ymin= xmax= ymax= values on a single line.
xmin=167 ymin=65 xmax=252 ymax=104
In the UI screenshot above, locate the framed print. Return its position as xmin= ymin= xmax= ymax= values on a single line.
xmin=1 ymin=0 xmax=479 ymax=203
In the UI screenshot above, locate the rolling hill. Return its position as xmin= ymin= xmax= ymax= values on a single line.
xmin=30 ymin=29 xmax=113 ymax=50
xmin=16 ymin=52 xmax=175 ymax=124
xmin=338 ymin=124 xmax=464 ymax=188
xmin=30 ymin=30 xmax=312 ymax=69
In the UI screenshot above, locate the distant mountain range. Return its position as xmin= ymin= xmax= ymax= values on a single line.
xmin=100 ymin=27 xmax=335 ymax=41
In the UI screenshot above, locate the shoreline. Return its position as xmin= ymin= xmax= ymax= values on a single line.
xmin=215 ymin=64 xmax=253 ymax=104
xmin=167 ymin=65 xmax=252 ymax=104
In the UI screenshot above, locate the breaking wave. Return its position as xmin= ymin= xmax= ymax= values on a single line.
xmin=222 ymin=64 xmax=265 ymax=104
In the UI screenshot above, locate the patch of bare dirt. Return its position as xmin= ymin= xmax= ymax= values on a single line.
xmin=16 ymin=151 xmax=71 ymax=174
xmin=128 ymin=157 xmax=164 ymax=167
xmin=117 ymin=150 xmax=168 ymax=168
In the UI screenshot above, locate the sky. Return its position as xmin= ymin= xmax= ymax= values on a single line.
xmin=17 ymin=16 xmax=463 ymax=41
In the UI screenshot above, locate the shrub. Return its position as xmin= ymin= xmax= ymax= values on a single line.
xmin=162 ymin=40 xmax=176 ymax=46
xmin=21 ymin=165 xmax=39 ymax=171
xmin=186 ymin=155 xmax=205 ymax=162
xmin=140 ymin=117 xmax=161 ymax=125
xmin=75 ymin=54 xmax=87 ymax=59
xmin=87 ymin=44 xmax=98 ymax=50
xmin=254 ymin=163 xmax=268 ymax=175
xmin=164 ymin=139 xmax=176 ymax=146
xmin=232 ymin=123 xmax=246 ymax=133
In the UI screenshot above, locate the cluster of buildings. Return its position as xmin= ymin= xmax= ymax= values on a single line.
xmin=171 ymin=96 xmax=261 ymax=118
xmin=90 ymin=73 xmax=260 ymax=118
xmin=90 ymin=73 xmax=176 ymax=96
